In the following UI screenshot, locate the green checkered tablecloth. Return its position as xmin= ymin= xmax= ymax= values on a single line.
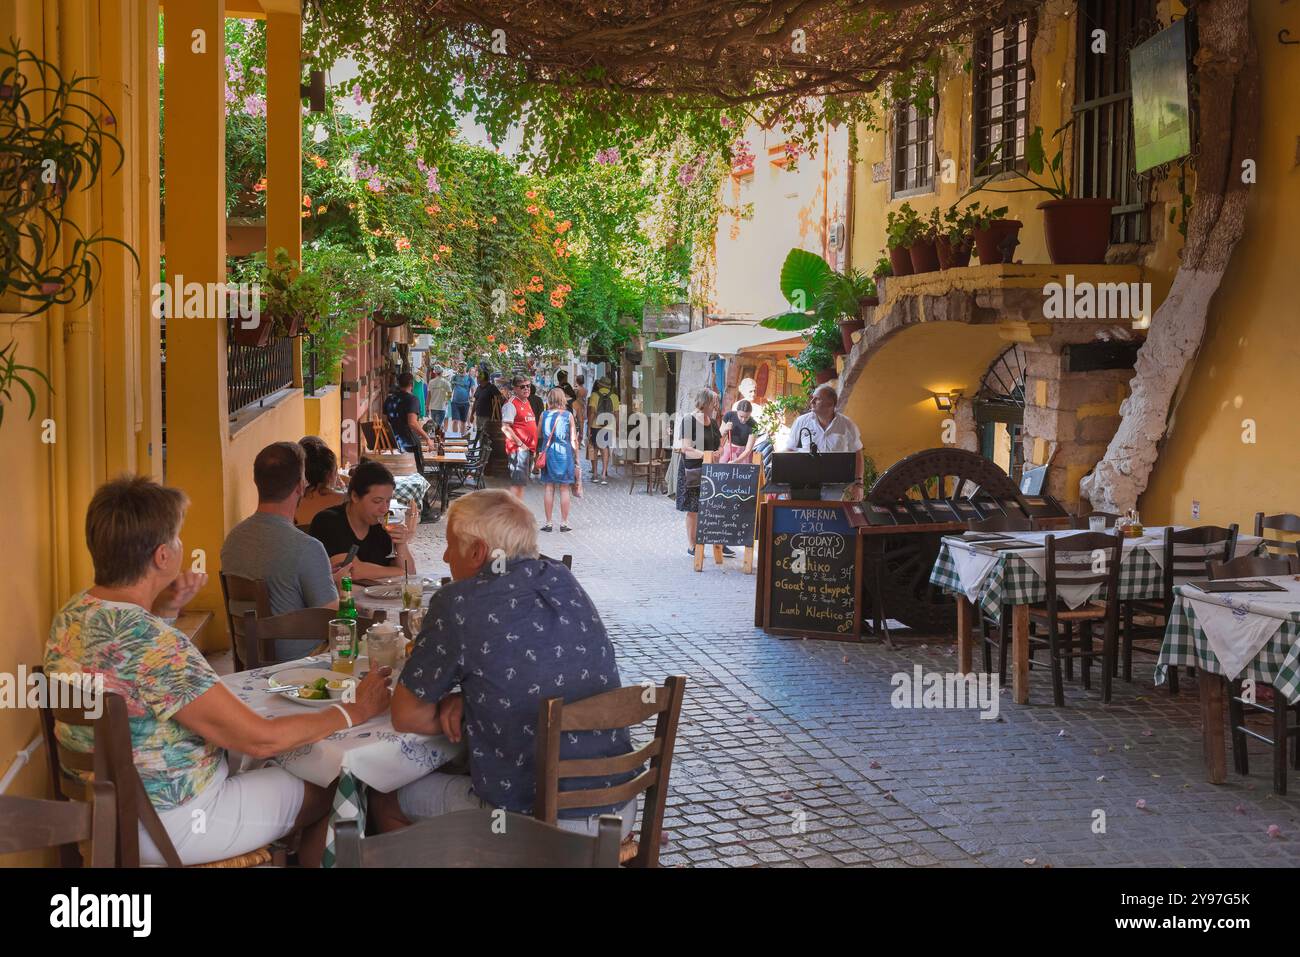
xmin=930 ymin=538 xmax=1165 ymax=623
xmin=320 ymin=769 xmax=366 ymax=869
xmin=1156 ymin=590 xmax=1300 ymax=704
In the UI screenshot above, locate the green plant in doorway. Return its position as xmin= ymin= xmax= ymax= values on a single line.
xmin=0 ymin=338 xmax=52 ymax=427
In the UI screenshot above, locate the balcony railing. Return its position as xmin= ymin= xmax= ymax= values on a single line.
xmin=228 ymin=334 xmax=294 ymax=418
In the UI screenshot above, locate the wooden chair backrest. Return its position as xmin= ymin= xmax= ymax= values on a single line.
xmin=219 ymin=573 xmax=272 ymax=672
xmin=1253 ymin=512 xmax=1300 ymax=559
xmin=0 ymin=787 xmax=116 ymax=867
xmin=335 ymin=808 xmax=620 ymax=868
xmin=1207 ymin=554 xmax=1299 ymax=580
xmin=535 ymin=675 xmax=687 ymax=867
xmin=1164 ymin=524 xmax=1239 ymax=598
xmin=40 ymin=674 xmax=181 ymax=867
xmin=538 ymin=553 xmax=574 ymax=569
xmin=241 ymin=607 xmax=387 ymax=670
xmin=1042 ymin=532 xmax=1124 ymax=614
xmin=967 ymin=514 xmax=1034 ymax=533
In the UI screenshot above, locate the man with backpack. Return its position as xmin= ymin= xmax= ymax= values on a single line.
xmin=586 ymin=377 xmax=619 ymax=485
xmin=385 ymin=372 xmax=434 ymax=473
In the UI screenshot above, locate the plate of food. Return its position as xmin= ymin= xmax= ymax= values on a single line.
xmin=265 ymin=668 xmax=356 ymax=706
xmin=363 ymin=578 xmax=438 ymax=599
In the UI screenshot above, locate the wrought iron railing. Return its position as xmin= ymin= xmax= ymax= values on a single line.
xmin=227 ymin=334 xmax=294 ymax=417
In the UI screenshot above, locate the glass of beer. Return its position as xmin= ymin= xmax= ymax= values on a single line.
xmin=329 ymin=619 xmax=358 ymax=675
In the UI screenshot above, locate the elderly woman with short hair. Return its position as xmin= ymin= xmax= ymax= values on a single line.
xmin=674 ymin=387 xmax=730 ymax=557
xmin=46 ymin=476 xmax=391 ymax=866
xmin=373 ymin=489 xmax=638 ymax=836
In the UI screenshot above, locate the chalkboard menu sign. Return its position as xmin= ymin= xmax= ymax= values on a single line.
xmin=765 ymin=504 xmax=861 ymax=638
xmin=696 ymin=463 xmax=760 ymax=548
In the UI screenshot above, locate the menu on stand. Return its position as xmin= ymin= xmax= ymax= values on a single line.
xmin=695 ymin=463 xmax=761 ymax=548
xmin=764 ymin=504 xmax=860 ymax=637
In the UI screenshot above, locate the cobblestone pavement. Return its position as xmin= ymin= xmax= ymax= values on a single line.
xmin=411 ymin=468 xmax=1300 ymax=867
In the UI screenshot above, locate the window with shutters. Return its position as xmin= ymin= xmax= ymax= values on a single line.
xmin=891 ymin=97 xmax=937 ymax=197
xmin=1072 ymin=0 xmax=1155 ymax=244
xmin=972 ymin=16 xmax=1034 ymax=177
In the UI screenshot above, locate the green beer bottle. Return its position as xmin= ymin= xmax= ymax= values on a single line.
xmin=339 ymin=576 xmax=357 ymax=620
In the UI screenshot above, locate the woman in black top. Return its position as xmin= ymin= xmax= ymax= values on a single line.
xmin=309 ymin=461 xmax=416 ymax=579
xmin=676 ymin=388 xmax=729 ymax=556
xmin=719 ymin=399 xmax=756 ymax=463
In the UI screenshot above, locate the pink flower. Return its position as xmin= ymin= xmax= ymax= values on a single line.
xmin=243 ymin=94 xmax=266 ymax=117
xmin=594 ymin=147 xmax=621 ymax=165
xmin=366 ymin=176 xmax=384 ymax=193
xmin=720 ymin=116 xmax=734 ymax=128
xmin=352 ymin=84 xmax=364 ymax=106
xmin=1268 ymin=824 xmax=1283 ymax=839
xmin=1135 ymin=799 xmax=1148 ymax=810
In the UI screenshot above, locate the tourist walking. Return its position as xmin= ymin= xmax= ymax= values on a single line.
xmin=472 ymin=368 xmax=501 ymax=434
xmin=448 ymin=362 xmax=474 ymax=433
xmin=587 ymin=376 xmax=619 ymax=484
xmin=676 ymin=388 xmax=734 ymax=557
xmin=500 ymin=375 xmax=538 ymax=500
xmin=425 ymin=365 xmax=452 ymax=432
xmin=573 ymin=373 xmax=589 ymax=479
xmin=537 ymin=388 xmax=578 ymax=532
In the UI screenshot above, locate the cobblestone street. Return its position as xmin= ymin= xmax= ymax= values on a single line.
xmin=411 ymin=470 xmax=1300 ymax=868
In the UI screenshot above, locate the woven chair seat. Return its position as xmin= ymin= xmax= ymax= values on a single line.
xmin=1028 ymin=603 xmax=1108 ymax=621
xmin=191 ymin=845 xmax=274 ymax=869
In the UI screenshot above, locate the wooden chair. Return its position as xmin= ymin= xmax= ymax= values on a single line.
xmin=1206 ymin=561 xmax=1300 ymax=794
xmin=35 ymin=672 xmax=281 ymax=868
xmin=538 ymin=553 xmax=574 ymax=570
xmin=626 ymin=457 xmax=669 ymax=495
xmin=335 ymin=808 xmax=621 ymax=868
xmin=1208 ymin=554 xmax=1299 ymax=579
xmin=965 ymin=515 xmax=1035 ymax=680
xmin=1025 ymin=532 xmax=1124 ymax=705
xmin=1121 ymin=524 xmax=1238 ymax=695
xmin=219 ymin=572 xmax=271 ymax=673
xmin=535 ymin=675 xmax=687 ymax=868
xmin=0 ymin=788 xmax=117 ymax=867
xmin=1254 ymin=512 xmax=1300 ymax=560
xmin=241 ymin=607 xmax=387 ymax=670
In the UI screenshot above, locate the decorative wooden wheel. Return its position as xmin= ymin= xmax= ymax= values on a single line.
xmin=865 ymin=448 xmax=1025 ymax=633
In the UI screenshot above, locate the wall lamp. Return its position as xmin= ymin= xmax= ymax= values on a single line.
xmin=300 ymin=70 xmax=327 ymax=113
xmin=932 ymin=390 xmax=962 ymax=412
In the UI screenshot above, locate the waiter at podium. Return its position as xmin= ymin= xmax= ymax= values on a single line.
xmin=784 ymin=383 xmax=865 ymax=501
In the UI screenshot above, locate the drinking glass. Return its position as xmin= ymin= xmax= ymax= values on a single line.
xmin=329 ymin=619 xmax=358 ymax=675
xmin=1088 ymin=515 xmax=1107 ymax=532
xmin=368 ymin=631 xmax=402 ymax=671
xmin=402 ymin=580 xmax=423 ymax=610
xmin=405 ymin=607 xmax=424 ymax=640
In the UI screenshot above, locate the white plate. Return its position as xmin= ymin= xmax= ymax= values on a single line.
xmin=266 ymin=668 xmax=356 ymax=707
xmin=363 ymin=578 xmax=437 ymax=599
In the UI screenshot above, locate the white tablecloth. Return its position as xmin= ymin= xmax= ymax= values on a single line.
xmin=1178 ymin=576 xmax=1300 ymax=680
xmin=222 ymin=654 xmax=463 ymax=793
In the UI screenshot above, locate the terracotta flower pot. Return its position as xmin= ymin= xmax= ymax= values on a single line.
xmin=815 ymin=367 xmax=836 ymax=385
xmin=231 ymin=314 xmax=274 ymax=347
xmin=839 ymin=318 xmax=865 ymax=354
xmin=888 ymin=245 xmax=914 ymax=277
xmin=936 ymin=235 xmax=973 ymax=270
xmin=1038 ymin=198 xmax=1116 ymax=264
xmin=908 ymin=237 xmax=940 ymax=274
xmin=973 ymin=219 xmax=1023 ymax=265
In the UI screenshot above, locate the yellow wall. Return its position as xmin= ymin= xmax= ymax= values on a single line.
xmin=841 ymin=322 xmax=1011 ymax=469
xmin=305 ymin=387 xmax=343 ymax=457
xmin=1140 ymin=1 xmax=1300 ymax=528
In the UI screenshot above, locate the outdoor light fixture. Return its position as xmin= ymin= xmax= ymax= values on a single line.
xmin=932 ymin=391 xmax=961 ymax=412
xmin=300 ymin=70 xmax=327 ymax=113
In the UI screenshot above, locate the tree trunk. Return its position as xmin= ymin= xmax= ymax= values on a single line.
xmin=1080 ymin=0 xmax=1258 ymax=514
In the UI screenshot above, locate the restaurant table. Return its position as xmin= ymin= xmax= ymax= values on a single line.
xmin=930 ymin=528 xmax=1263 ymax=705
xmin=1157 ymin=575 xmax=1300 ymax=783
xmin=221 ymin=654 xmax=463 ymax=867
xmin=425 ymin=452 xmax=471 ymax=513
xmin=391 ymin=472 xmax=431 ymax=511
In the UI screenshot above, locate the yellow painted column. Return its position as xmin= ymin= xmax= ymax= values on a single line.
xmin=136 ymin=0 xmax=163 ymax=479
xmin=162 ymin=0 xmax=229 ymax=620
xmin=265 ymin=9 xmax=303 ymax=387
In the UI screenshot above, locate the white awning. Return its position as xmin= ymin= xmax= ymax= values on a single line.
xmin=646 ymin=321 xmax=806 ymax=355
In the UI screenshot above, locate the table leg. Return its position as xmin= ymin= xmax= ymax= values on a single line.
xmin=956 ymin=596 xmax=974 ymax=674
xmin=1199 ymin=673 xmax=1228 ymax=784
xmin=1012 ymin=604 xmax=1030 ymax=705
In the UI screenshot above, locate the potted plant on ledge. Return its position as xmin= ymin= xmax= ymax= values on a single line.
xmin=759 ymin=248 xmax=875 ymax=354
xmin=908 ymin=206 xmax=941 ymax=274
xmin=885 ymin=204 xmax=920 ymax=277
xmin=969 ymin=124 xmax=1114 ymax=264
xmin=230 ymin=248 xmax=326 ymax=347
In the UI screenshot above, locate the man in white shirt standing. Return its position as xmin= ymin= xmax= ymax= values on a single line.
xmin=785 ymin=384 xmax=866 ymax=500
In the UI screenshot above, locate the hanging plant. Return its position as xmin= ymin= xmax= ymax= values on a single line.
xmin=1 ymin=40 xmax=139 ymax=317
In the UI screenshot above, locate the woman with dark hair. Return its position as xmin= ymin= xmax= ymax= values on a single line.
xmin=308 ymin=460 xmax=417 ymax=578
xmin=295 ymin=436 xmax=346 ymax=526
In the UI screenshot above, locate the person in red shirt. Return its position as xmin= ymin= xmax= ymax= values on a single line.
xmin=500 ymin=376 xmax=539 ymax=500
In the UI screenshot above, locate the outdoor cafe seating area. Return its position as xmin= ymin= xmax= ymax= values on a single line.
xmin=930 ymin=508 xmax=1300 ymax=795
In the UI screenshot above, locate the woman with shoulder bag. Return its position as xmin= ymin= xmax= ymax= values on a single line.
xmin=676 ymin=388 xmax=732 ymax=557
xmin=536 ymin=388 xmax=579 ymax=532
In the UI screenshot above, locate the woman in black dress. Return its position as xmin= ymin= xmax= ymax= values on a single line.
xmin=676 ymin=388 xmax=724 ymax=556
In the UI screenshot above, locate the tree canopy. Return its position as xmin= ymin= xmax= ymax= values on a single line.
xmin=306 ymin=0 xmax=1038 ymax=169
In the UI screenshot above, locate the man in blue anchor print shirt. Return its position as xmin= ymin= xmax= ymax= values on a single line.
xmin=382 ymin=489 xmax=637 ymax=836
